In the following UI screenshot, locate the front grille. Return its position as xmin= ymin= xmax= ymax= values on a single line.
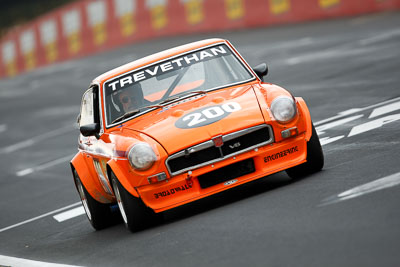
xmin=198 ymin=158 xmax=255 ymax=189
xmin=166 ymin=124 xmax=273 ymax=176
xmin=168 ymin=146 xmax=220 ymax=173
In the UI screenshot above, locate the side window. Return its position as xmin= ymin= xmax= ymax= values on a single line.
xmin=79 ymin=88 xmax=95 ymax=127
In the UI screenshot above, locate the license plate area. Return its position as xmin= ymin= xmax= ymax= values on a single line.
xmin=197 ymin=158 xmax=255 ymax=189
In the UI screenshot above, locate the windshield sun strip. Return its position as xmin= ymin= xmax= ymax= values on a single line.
xmin=103 ymin=42 xmax=256 ymax=128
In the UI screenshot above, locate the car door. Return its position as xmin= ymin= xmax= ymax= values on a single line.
xmin=79 ymin=85 xmax=114 ymax=196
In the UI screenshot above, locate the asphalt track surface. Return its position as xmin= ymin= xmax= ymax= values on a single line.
xmin=1 ymin=11 xmax=400 ymax=267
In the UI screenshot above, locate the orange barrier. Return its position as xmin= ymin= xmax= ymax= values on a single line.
xmin=1 ymin=0 xmax=399 ymax=78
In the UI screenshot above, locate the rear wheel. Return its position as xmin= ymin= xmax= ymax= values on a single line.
xmin=111 ymin=173 xmax=162 ymax=232
xmin=286 ymin=123 xmax=324 ymax=179
xmin=74 ymin=170 xmax=120 ymax=230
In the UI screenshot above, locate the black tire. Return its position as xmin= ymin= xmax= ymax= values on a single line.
xmin=286 ymin=123 xmax=324 ymax=179
xmin=74 ymin=170 xmax=120 ymax=230
xmin=111 ymin=172 xmax=162 ymax=232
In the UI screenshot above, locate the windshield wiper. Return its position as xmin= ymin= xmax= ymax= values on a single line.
xmin=145 ymin=91 xmax=207 ymax=109
xmin=111 ymin=109 xmax=141 ymax=124
xmin=187 ymin=90 xmax=207 ymax=95
xmin=112 ymin=90 xmax=209 ymax=124
xmin=141 ymin=96 xmax=180 ymax=110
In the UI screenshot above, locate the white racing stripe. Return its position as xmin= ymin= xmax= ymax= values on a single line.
xmin=320 ymin=172 xmax=400 ymax=206
xmin=0 ymin=202 xmax=81 ymax=233
xmin=0 ymin=255 xmax=83 ymax=267
xmin=53 ymin=206 xmax=85 ymax=222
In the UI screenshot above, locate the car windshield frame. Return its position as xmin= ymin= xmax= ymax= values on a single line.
xmin=102 ymin=42 xmax=256 ymax=128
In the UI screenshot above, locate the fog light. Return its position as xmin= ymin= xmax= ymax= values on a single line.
xmin=281 ymin=127 xmax=298 ymax=139
xmin=147 ymin=172 xmax=167 ymax=184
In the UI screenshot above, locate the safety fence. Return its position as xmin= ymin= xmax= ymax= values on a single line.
xmin=1 ymin=0 xmax=399 ymax=78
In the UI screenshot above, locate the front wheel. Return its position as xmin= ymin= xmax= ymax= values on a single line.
xmin=74 ymin=170 xmax=120 ymax=230
xmin=286 ymin=123 xmax=324 ymax=179
xmin=111 ymin=173 xmax=162 ymax=232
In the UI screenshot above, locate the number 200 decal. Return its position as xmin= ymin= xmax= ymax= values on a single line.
xmin=175 ymin=102 xmax=242 ymax=129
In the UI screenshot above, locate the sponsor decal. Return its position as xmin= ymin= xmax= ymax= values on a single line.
xmin=175 ymin=102 xmax=242 ymax=129
xmin=40 ymin=19 xmax=58 ymax=62
xmin=181 ymin=0 xmax=204 ymax=25
xmin=2 ymin=41 xmax=17 ymax=77
xmin=319 ymin=0 xmax=340 ymax=9
xmin=87 ymin=1 xmax=107 ymax=45
xmin=20 ymin=30 xmax=36 ymax=70
xmin=106 ymin=45 xmax=230 ymax=92
xmin=264 ymin=146 xmax=298 ymax=163
xmin=146 ymin=0 xmax=168 ymax=30
xmin=225 ymin=0 xmax=244 ymax=20
xmin=154 ymin=183 xmax=193 ymax=199
xmin=269 ymin=0 xmax=290 ymax=15
xmin=62 ymin=9 xmax=82 ymax=54
xmin=115 ymin=0 xmax=137 ymax=37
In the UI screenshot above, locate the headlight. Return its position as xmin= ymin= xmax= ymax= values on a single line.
xmin=270 ymin=96 xmax=297 ymax=123
xmin=128 ymin=143 xmax=157 ymax=171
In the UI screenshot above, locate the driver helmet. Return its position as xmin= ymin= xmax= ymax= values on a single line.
xmin=115 ymin=83 xmax=145 ymax=113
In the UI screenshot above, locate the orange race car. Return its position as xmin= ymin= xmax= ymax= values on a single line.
xmin=71 ymin=38 xmax=324 ymax=232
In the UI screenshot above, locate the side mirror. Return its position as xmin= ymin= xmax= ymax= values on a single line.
xmin=253 ymin=63 xmax=268 ymax=82
xmin=80 ymin=123 xmax=100 ymax=138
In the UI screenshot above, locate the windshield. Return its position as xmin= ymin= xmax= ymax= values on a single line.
xmin=103 ymin=43 xmax=254 ymax=127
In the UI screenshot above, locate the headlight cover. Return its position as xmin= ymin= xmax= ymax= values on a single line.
xmin=270 ymin=96 xmax=297 ymax=123
xmin=128 ymin=143 xmax=157 ymax=171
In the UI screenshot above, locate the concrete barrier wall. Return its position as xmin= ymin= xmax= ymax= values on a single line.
xmin=1 ymin=0 xmax=399 ymax=78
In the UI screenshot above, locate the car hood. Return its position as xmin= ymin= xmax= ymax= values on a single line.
xmin=123 ymin=84 xmax=266 ymax=155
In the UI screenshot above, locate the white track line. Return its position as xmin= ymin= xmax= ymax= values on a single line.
xmin=359 ymin=28 xmax=400 ymax=45
xmin=53 ymin=206 xmax=85 ymax=222
xmin=314 ymin=96 xmax=400 ymax=126
xmin=320 ymin=172 xmax=400 ymax=206
xmin=316 ymin=114 xmax=363 ymax=135
xmin=0 ymin=255 xmax=84 ymax=267
xmin=0 ymin=202 xmax=81 ymax=233
xmin=0 ymin=125 xmax=74 ymax=154
xmin=319 ymin=135 xmax=345 ymax=146
xmin=16 ymin=153 xmax=75 ymax=177
xmin=0 ymin=124 xmax=6 ymax=133
xmin=369 ymin=100 xmax=400 ymax=119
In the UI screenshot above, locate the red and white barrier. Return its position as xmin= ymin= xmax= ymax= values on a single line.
xmin=1 ymin=0 xmax=399 ymax=78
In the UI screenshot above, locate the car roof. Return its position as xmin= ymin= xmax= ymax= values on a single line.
xmin=92 ymin=38 xmax=227 ymax=85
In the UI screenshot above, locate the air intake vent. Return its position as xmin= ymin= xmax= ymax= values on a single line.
xmin=166 ymin=124 xmax=273 ymax=176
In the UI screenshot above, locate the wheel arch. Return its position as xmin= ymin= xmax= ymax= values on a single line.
xmin=107 ymin=159 xmax=140 ymax=198
xmin=296 ymin=97 xmax=313 ymax=141
xmin=70 ymin=152 xmax=113 ymax=204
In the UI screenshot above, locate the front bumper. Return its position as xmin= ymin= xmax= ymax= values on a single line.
xmin=137 ymin=133 xmax=307 ymax=213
